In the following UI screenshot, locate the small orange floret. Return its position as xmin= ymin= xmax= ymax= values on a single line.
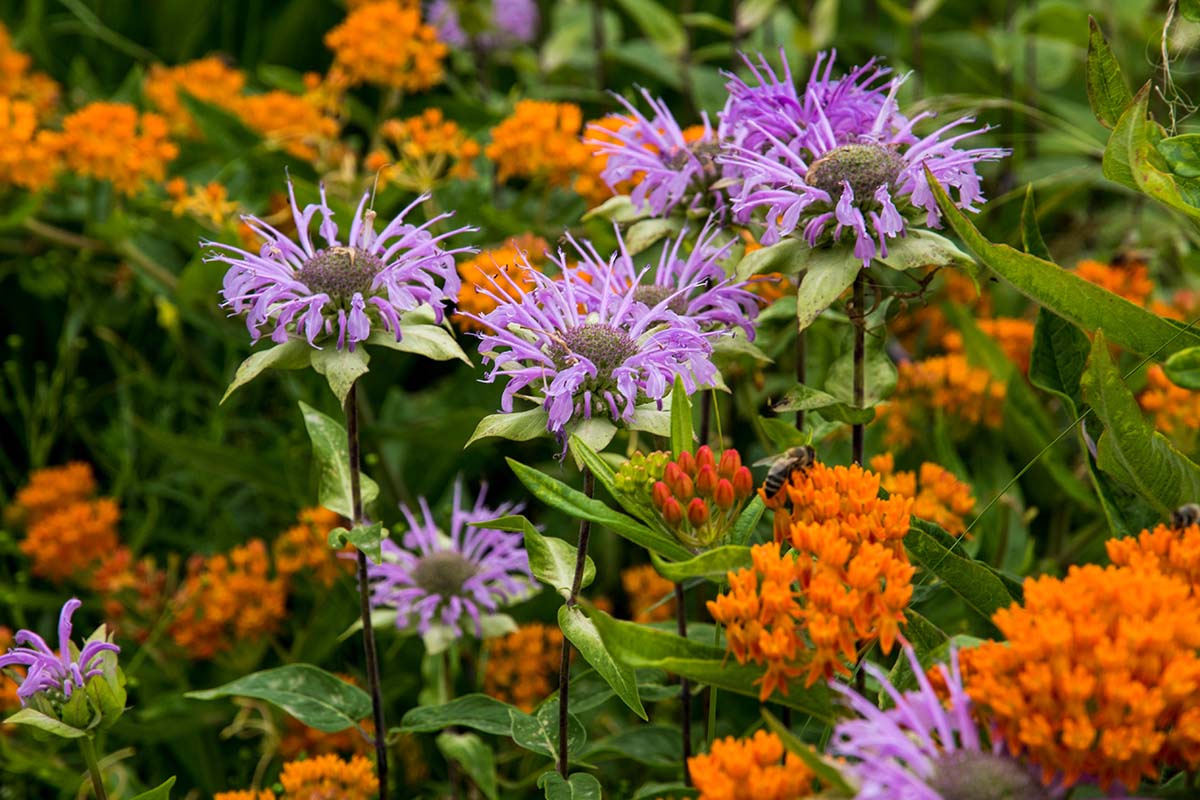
xmin=0 ymin=23 xmax=59 ymax=117
xmin=484 ymin=623 xmax=562 ymax=711
xmin=165 ymin=179 xmax=240 ymax=226
xmin=881 ymin=354 xmax=1006 ymax=447
xmin=59 ymin=102 xmax=177 ymax=196
xmin=688 ymin=730 xmax=817 ymax=800
xmin=1138 ymin=365 xmax=1200 ymax=450
xmin=1074 ymin=258 xmax=1155 ymax=306
xmin=11 ymin=461 xmax=96 ymax=524
xmin=233 ymin=90 xmax=340 ymax=162
xmin=621 ymin=564 xmax=676 ymax=623
xmin=325 ymin=1 xmax=446 ymax=92
xmin=143 ymin=56 xmax=246 ymax=135
xmin=20 ymin=498 xmax=120 ymax=584
xmin=0 ymin=97 xmax=62 ymax=191
xmin=871 ymin=453 xmax=975 ymax=536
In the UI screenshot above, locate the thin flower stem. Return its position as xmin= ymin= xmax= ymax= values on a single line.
xmin=675 ymin=580 xmax=692 ymax=784
xmin=347 ymin=381 xmax=390 ymax=796
xmin=795 ymin=330 xmax=807 ymax=431
xmin=558 ymin=466 xmax=595 ymax=777
xmin=851 ymin=271 xmax=866 ymax=466
xmin=79 ymin=737 xmax=109 ymax=800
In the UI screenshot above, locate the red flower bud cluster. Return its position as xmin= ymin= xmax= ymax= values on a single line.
xmin=652 ymin=446 xmax=754 ymax=549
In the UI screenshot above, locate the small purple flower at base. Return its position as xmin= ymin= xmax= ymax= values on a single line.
xmin=0 ymin=599 xmax=118 ymax=706
xmin=208 ymin=178 xmax=474 ymax=351
xmin=368 ymin=481 xmax=531 ymax=638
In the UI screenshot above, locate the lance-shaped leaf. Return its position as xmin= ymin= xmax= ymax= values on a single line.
xmin=539 ymin=772 xmax=603 ymax=800
xmin=221 ymin=339 xmax=311 ymax=403
xmin=466 ymin=407 xmax=551 ymax=448
xmin=328 ymin=521 xmax=384 ymax=564
xmin=187 ymin=665 xmax=371 ymax=732
xmin=511 ymin=699 xmax=586 ymax=759
xmin=299 ymin=402 xmax=380 ymax=518
xmin=397 ymin=694 xmax=519 ymax=736
xmin=487 ymin=514 xmax=595 ymax=599
xmin=437 ymin=733 xmax=499 ymax=800
xmin=761 ymin=709 xmax=854 ymax=793
xmin=650 ymin=545 xmax=752 ymax=582
xmin=774 ymin=384 xmax=875 ymax=425
xmin=1103 ymin=84 xmax=1200 ymax=219
xmin=1086 ymin=16 xmax=1132 ymax=129
xmin=582 ymin=194 xmax=651 ymax=224
xmin=560 ymin=605 xmax=646 ymax=720
xmin=905 ymin=521 xmax=1016 ymax=634
xmin=734 ymin=238 xmax=806 ymax=281
xmin=129 ymin=778 xmax=176 ymax=800
xmin=670 ymin=375 xmax=694 ymax=458
xmin=2 ymin=708 xmax=88 ymax=739
xmin=796 ymin=247 xmax=862 ymax=332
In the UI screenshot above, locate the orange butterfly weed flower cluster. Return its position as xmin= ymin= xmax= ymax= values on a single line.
xmin=214 ymin=792 xmax=277 ymax=800
xmin=89 ymin=547 xmax=168 ymax=640
xmin=1074 ymin=258 xmax=1154 ymax=306
xmin=0 ymin=97 xmax=62 ymax=190
xmin=273 ymin=507 xmax=352 ymax=587
xmin=170 ymin=539 xmax=286 ymax=659
xmin=1107 ymin=519 xmax=1200 ymax=594
xmin=10 ymin=462 xmax=120 ymax=583
xmin=870 ymin=453 xmax=975 ymax=536
xmin=622 ymin=564 xmax=676 ymax=623
xmin=882 ymin=354 xmax=1006 ymax=447
xmin=234 ymin=90 xmax=341 ymax=162
xmin=59 ymin=102 xmax=177 ymax=196
xmin=0 ymin=22 xmax=59 ymax=117
xmin=165 ymin=178 xmax=240 ymax=227
xmin=214 ymin=755 xmax=376 ymax=800
xmin=961 ymin=564 xmax=1200 ymax=791
xmin=941 ymin=316 xmax=1035 ymax=374
xmin=487 ymin=100 xmax=594 ymax=188
xmin=453 ymin=234 xmax=547 ymax=332
xmin=484 ymin=622 xmax=562 ymax=711
xmin=143 ymin=56 xmax=246 ymax=135
xmin=325 ymin=1 xmax=446 ymax=92
xmin=688 ymin=730 xmax=816 ymax=800
xmin=365 ymin=107 xmax=480 ymax=192
xmin=1138 ymin=365 xmax=1200 ymax=451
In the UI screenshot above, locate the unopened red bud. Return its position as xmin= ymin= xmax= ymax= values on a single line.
xmin=696 ymin=445 xmax=715 ymax=471
xmin=718 ymin=449 xmax=742 ymax=479
xmin=676 ymin=451 xmax=696 ymax=476
xmin=733 ymin=466 xmax=753 ymax=500
xmin=665 ymin=462 xmax=684 ymax=485
xmin=652 ymin=481 xmax=672 ymax=510
xmin=686 ymin=497 xmax=709 ymax=528
xmin=673 ymin=472 xmax=694 ymax=501
xmin=714 ymin=478 xmax=735 ymax=510
xmin=662 ymin=497 xmax=683 ymax=527
xmin=696 ymin=465 xmax=718 ymax=497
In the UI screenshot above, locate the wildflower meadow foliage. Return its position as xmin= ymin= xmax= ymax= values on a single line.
xmin=4 ymin=2 xmax=1200 ymax=799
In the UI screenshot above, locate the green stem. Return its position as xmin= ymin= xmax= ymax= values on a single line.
xmin=557 ymin=466 xmax=595 ymax=777
xmin=79 ymin=737 xmax=109 ymax=800
xmin=851 ymin=271 xmax=866 ymax=465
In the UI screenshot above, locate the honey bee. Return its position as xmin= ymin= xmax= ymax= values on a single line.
xmin=1172 ymin=503 xmax=1200 ymax=530
xmin=756 ymin=445 xmax=816 ymax=498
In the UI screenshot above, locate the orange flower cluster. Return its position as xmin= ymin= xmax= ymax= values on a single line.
xmin=325 ymin=1 xmax=446 ymax=92
xmin=273 ymin=507 xmax=352 ymax=587
xmin=688 ymin=730 xmax=816 ymax=800
xmin=165 ymin=178 xmax=240 ymax=226
xmin=143 ymin=56 xmax=246 ymax=135
xmin=870 ymin=453 xmax=975 ymax=536
xmin=487 ymin=100 xmax=595 ymax=187
xmin=280 ymin=754 xmax=378 ymax=800
xmin=234 ymin=90 xmax=341 ymax=162
xmin=10 ymin=461 xmax=96 ymax=522
xmin=0 ymin=626 xmax=19 ymax=712
xmin=1075 ymin=258 xmax=1154 ymax=306
xmin=1153 ymin=288 xmax=1200 ymax=322
xmin=0 ymin=22 xmax=58 ymax=117
xmin=484 ymin=623 xmax=562 ymax=711
xmin=453 ymin=235 xmax=546 ymax=332
xmin=365 ymin=107 xmax=480 ymax=192
xmin=961 ymin=564 xmax=1200 ymax=791
xmin=59 ymin=102 xmax=177 ymax=195
xmin=622 ymin=564 xmax=676 ymax=623
xmin=1138 ymin=365 xmax=1200 ymax=450
xmin=214 ymin=792 xmax=276 ymax=800
xmin=170 ymin=539 xmax=287 ymax=659
xmin=882 ymin=354 xmax=1006 ymax=447
xmin=281 ymin=716 xmax=370 ymax=760
xmin=89 ymin=547 xmax=167 ymax=640
xmin=1107 ymin=520 xmax=1200 ymax=594
xmin=0 ymin=97 xmax=61 ymax=190
xmin=746 ymin=272 xmax=794 ymax=305
xmin=941 ymin=316 xmax=1035 ymax=374
xmin=573 ymin=115 xmax=636 ymax=204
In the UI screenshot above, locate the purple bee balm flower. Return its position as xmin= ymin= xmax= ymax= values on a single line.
xmin=368 ymin=481 xmax=532 ymax=637
xmin=468 ymin=241 xmax=719 ymax=437
xmin=428 ymin=0 xmax=538 ymax=50
xmin=585 ymin=88 xmax=724 ymax=218
xmin=208 ymin=179 xmax=474 ymax=351
xmin=573 ymin=222 xmax=762 ymax=339
xmin=721 ymin=52 xmax=1008 ymax=266
xmin=0 ymin=599 xmax=119 ymax=706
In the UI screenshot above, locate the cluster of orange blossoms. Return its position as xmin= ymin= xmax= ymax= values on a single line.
xmin=232 ymin=89 xmax=341 ymax=162
xmin=870 ymin=452 xmax=975 ymax=535
xmin=621 ymin=564 xmax=676 ymax=623
xmin=1107 ymin=519 xmax=1200 ymax=592
xmin=0 ymin=97 xmax=63 ymax=190
xmin=365 ymin=107 xmax=480 ymax=192
xmin=961 ymin=562 xmax=1200 ymax=791
xmin=273 ymin=507 xmax=352 ymax=587
xmin=0 ymin=23 xmax=58 ymax=116
xmin=1138 ymin=365 xmax=1200 ymax=452
xmin=325 ymin=0 xmax=445 ymax=92
xmin=59 ymin=102 xmax=178 ymax=196
xmin=709 ymin=461 xmax=914 ymax=697
xmin=143 ymin=56 xmax=246 ymax=135
xmin=688 ymin=730 xmax=816 ymax=800
xmin=882 ymin=354 xmax=1006 ymax=447
xmin=170 ymin=539 xmax=287 ymax=660
xmin=10 ymin=462 xmax=121 ymax=583
xmin=165 ymin=178 xmax=240 ymax=227
xmin=484 ymin=623 xmax=562 ymax=711
xmin=1075 ymin=258 xmax=1155 ymax=306
xmin=487 ymin=100 xmax=592 ymax=187
xmin=941 ymin=316 xmax=1035 ymax=373
xmin=452 ymin=234 xmax=547 ymax=331
xmin=215 ymin=754 xmax=377 ymax=800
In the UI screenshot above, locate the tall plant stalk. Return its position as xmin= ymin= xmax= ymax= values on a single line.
xmin=795 ymin=331 xmax=807 ymax=430
xmin=675 ymin=581 xmax=692 ymax=782
xmin=79 ymin=738 xmax=108 ymax=800
xmin=557 ymin=467 xmax=596 ymax=777
xmin=346 ymin=381 xmax=390 ymax=795
xmin=851 ymin=272 xmax=866 ymax=465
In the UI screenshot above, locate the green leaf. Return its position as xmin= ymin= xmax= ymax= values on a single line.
xmin=796 ymin=248 xmax=862 ymax=332
xmin=730 ymin=495 xmax=766 ymax=546
xmin=539 ymin=772 xmax=603 ymax=800
xmin=1157 ymin=134 xmax=1200 ymax=178
xmin=1103 ymin=84 xmax=1200 ymax=220
xmin=436 ymin=733 xmax=498 ymax=800
xmin=1183 ymin=0 xmax=1200 ymax=22
xmin=397 ymin=694 xmax=519 ymax=736
xmin=581 ymin=725 xmax=680 ymax=767
xmin=2 ymin=708 xmax=88 ymax=739
xmin=566 ymin=416 xmax=618 ymax=457
xmin=129 ymin=778 xmax=176 ymax=800
xmin=179 ymin=92 xmax=262 ymax=151
xmin=670 ymin=376 xmax=694 ymax=458
xmin=1084 ymin=442 xmax=1160 ymax=538
xmin=310 ymin=346 xmax=370 ymax=406
xmin=927 ymin=171 xmax=1200 ymax=359
xmin=488 ymin=514 xmax=595 ymax=599
xmin=1081 ymin=331 xmax=1200 ymax=514
xmin=734 ymin=238 xmax=805 ymax=281
xmin=1030 ymin=307 xmax=1090 ymax=415
xmin=611 ymin=0 xmax=686 ymax=56
xmin=649 ymin=545 xmax=752 ymax=582
xmin=586 ymin=607 xmax=834 ymax=720
xmin=773 ymin=384 xmax=875 ymax=425
xmin=581 ymin=195 xmax=651 ymax=223
xmin=877 ymin=229 xmax=975 ymax=273
xmin=186 ymin=665 xmax=370 ymax=732
xmin=623 ymin=218 xmax=682 ymax=255
xmin=507 ymin=458 xmax=694 ymax=562
xmin=761 ymin=709 xmax=854 ymax=793
xmin=466 ymin=407 xmax=551 ymax=447
xmin=299 ymin=402 xmax=380 ymax=518
xmin=368 ymin=326 xmax=470 ymax=365
xmin=1165 ymin=346 xmax=1200 ymax=390
xmin=1019 ymin=185 xmax=1052 ymax=261
xmin=559 ymin=605 xmax=647 ymax=720
xmin=511 ymin=699 xmax=586 ymax=759
xmin=628 ymin=405 xmax=671 ymax=438
xmin=1086 ymin=16 xmax=1133 ymax=129
xmin=221 ymin=340 xmax=311 ymax=404
xmin=905 ymin=521 xmax=1016 ymax=632
xmin=328 ymin=521 xmax=383 ymax=564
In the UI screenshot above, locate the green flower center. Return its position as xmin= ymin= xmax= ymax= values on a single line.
xmin=928 ymin=751 xmax=1051 ymax=800
xmin=805 ymin=143 xmax=904 ymax=200
xmin=632 ymin=285 xmax=687 ymax=314
xmin=412 ymin=551 xmax=479 ymax=598
xmin=295 ymin=246 xmax=384 ymax=303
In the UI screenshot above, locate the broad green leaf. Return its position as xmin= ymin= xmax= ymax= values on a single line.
xmin=1020 ymin=185 xmax=1052 ymax=261
xmin=877 ymin=229 xmax=975 ymax=273
xmin=539 ymin=772 xmax=603 ymax=800
xmin=761 ymin=709 xmax=854 ymax=793
xmin=1086 ymin=17 xmax=1132 ymax=129
xmin=368 ymin=325 xmax=471 ymax=365
xmin=928 ymin=173 xmax=1200 ymax=359
xmin=630 ymin=783 xmax=694 ymax=800
xmin=511 ymin=700 xmax=586 ymax=759
xmin=712 ymin=331 xmax=773 ymax=365
xmin=567 ymin=416 xmax=618 ymax=456
xmin=905 ymin=521 xmax=1015 ymax=633
xmin=824 ymin=338 xmax=897 ymax=407
xmin=299 ymin=402 xmax=380 ymax=518
xmin=612 ymin=0 xmax=685 ymax=56
xmin=734 ymin=238 xmax=805 ymax=281
xmin=628 ymin=405 xmax=670 ymax=438
xmin=1157 ymin=134 xmax=1200 ymax=178
xmin=397 ymin=694 xmax=518 ymax=736
xmin=586 ymin=607 xmax=834 ymax=720
xmin=129 ymin=778 xmax=176 ymax=800
xmin=1084 ymin=441 xmax=1160 ymax=539
xmin=487 ymin=514 xmax=595 ymax=599
xmin=328 ymin=521 xmax=384 ymax=564
xmin=466 ymin=407 xmax=551 ymax=447
xmin=773 ymin=384 xmax=875 ymax=425
xmin=2 ymin=708 xmax=88 ymax=739
xmin=796 ymin=248 xmax=862 ymax=332
xmin=310 ymin=346 xmax=370 ymax=406
xmin=581 ymin=725 xmax=680 ymax=767
xmin=1030 ymin=308 xmax=1090 ymax=415
xmin=436 ymin=733 xmax=498 ymax=800
xmin=186 ymin=665 xmax=370 ymax=732
xmin=624 ymin=218 xmax=682 ymax=255
xmin=670 ymin=376 xmax=693 ymax=458
xmin=559 ymin=605 xmax=646 ymax=720
xmin=1165 ymin=346 xmax=1200 ymax=390
xmin=650 ymin=545 xmax=752 ymax=582
xmin=507 ymin=458 xmax=694 ymax=562
xmin=1081 ymin=332 xmax=1200 ymax=514
xmin=1103 ymin=84 xmax=1200 ymax=219
xmin=221 ymin=340 xmax=311 ymax=404
xmin=582 ymin=194 xmax=651 ymax=223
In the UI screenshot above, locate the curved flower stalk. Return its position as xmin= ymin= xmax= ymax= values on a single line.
xmin=209 ymin=178 xmax=474 ymax=351
xmin=0 ymin=598 xmax=118 ymax=706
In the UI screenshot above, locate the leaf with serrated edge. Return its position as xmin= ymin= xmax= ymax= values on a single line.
xmin=559 ymin=605 xmax=647 ymax=719
xmin=187 ymin=665 xmax=370 ymax=732
xmin=221 ymin=340 xmax=311 ymax=404
xmin=299 ymin=402 xmax=380 ymax=518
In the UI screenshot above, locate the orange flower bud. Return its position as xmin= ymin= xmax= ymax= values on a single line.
xmin=718 ymin=449 xmax=742 ymax=478
xmin=696 ymin=465 xmax=718 ymax=497
xmin=652 ymin=480 xmax=672 ymax=510
xmin=661 ymin=497 xmax=683 ymax=528
xmin=687 ymin=497 xmax=710 ymax=528
xmin=733 ymin=466 xmax=754 ymax=500
xmin=666 ymin=465 xmax=694 ymax=502
xmin=696 ymin=445 xmax=715 ymax=471
xmin=714 ymin=479 xmax=735 ymax=510
xmin=676 ymin=450 xmax=696 ymax=476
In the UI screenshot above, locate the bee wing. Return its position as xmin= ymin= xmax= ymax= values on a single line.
xmin=752 ymin=455 xmax=780 ymax=467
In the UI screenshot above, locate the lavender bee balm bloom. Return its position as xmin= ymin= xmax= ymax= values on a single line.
xmin=0 ymin=598 xmax=119 ymax=706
